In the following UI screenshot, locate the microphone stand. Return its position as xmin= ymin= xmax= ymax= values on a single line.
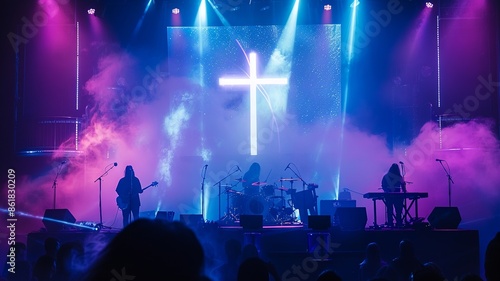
xmin=399 ymin=162 xmax=409 ymax=226
xmin=286 ymin=165 xmax=309 ymax=188
xmin=94 ymin=164 xmax=117 ymax=229
xmin=51 ymin=162 xmax=65 ymax=209
xmin=201 ymin=165 xmax=208 ymax=221
xmin=438 ymin=160 xmax=454 ymax=207
xmin=212 ymin=168 xmax=240 ymax=222
xmin=286 ymin=165 xmax=314 ymax=221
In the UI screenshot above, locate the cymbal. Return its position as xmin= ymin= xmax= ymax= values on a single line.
xmin=251 ymin=181 xmax=267 ymax=186
xmin=234 ymin=178 xmax=246 ymax=182
xmin=276 ymin=187 xmax=289 ymax=191
xmin=221 ymin=184 xmax=233 ymax=188
xmin=280 ymin=178 xmax=299 ymax=181
xmin=227 ymin=190 xmax=242 ymax=195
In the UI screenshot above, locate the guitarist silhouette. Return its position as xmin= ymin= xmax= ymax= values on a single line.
xmin=116 ymin=165 xmax=143 ymax=228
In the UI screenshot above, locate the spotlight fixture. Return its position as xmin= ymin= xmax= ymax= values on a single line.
xmin=350 ymin=0 xmax=360 ymax=8
xmin=425 ymin=2 xmax=433 ymax=8
xmin=87 ymin=8 xmax=95 ymax=15
xmin=324 ymin=4 xmax=332 ymax=11
xmin=172 ymin=8 xmax=180 ymax=14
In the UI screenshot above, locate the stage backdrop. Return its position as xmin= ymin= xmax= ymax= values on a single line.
xmin=165 ymin=24 xmax=342 ymax=219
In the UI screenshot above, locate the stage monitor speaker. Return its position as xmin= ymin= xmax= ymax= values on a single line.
xmin=320 ymin=200 xmax=356 ymax=223
xmin=42 ymin=209 xmax=76 ymax=232
xmin=334 ymin=207 xmax=367 ymax=231
xmin=308 ymin=215 xmax=331 ymax=230
xmin=240 ymin=215 xmax=263 ymax=230
xmin=179 ymin=214 xmax=204 ymax=227
xmin=427 ymin=207 xmax=461 ymax=229
xmin=156 ymin=211 xmax=175 ymax=221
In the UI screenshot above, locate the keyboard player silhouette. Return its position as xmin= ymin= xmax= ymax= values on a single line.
xmin=381 ymin=163 xmax=406 ymax=228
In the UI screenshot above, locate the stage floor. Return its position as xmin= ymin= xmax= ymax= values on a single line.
xmin=27 ymin=224 xmax=479 ymax=281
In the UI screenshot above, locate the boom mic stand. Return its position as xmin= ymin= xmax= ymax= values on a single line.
xmin=213 ymin=167 xmax=240 ymax=222
xmin=51 ymin=161 xmax=65 ymax=209
xmin=285 ymin=164 xmax=309 ymax=189
xmin=94 ymin=163 xmax=117 ymax=229
xmin=437 ymin=159 xmax=454 ymax=207
xmin=285 ymin=164 xmax=316 ymax=223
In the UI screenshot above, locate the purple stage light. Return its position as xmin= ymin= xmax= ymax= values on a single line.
xmin=425 ymin=2 xmax=433 ymax=8
xmin=87 ymin=8 xmax=95 ymax=15
xmin=324 ymin=4 xmax=332 ymax=11
xmin=172 ymin=8 xmax=180 ymax=14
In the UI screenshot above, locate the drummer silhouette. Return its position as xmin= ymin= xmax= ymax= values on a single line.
xmin=242 ymin=162 xmax=261 ymax=195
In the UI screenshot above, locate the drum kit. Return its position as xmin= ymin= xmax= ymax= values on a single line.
xmin=220 ymin=178 xmax=302 ymax=225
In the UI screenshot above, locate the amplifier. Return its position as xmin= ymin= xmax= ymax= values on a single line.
xmin=320 ymin=200 xmax=356 ymax=223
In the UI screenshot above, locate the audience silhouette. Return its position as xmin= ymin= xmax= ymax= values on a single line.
xmin=237 ymin=257 xmax=270 ymax=281
xmin=317 ymin=269 xmax=342 ymax=281
xmin=32 ymin=255 xmax=56 ymax=281
xmin=460 ymin=273 xmax=484 ymax=281
xmin=411 ymin=261 xmax=445 ymax=281
xmin=241 ymin=243 xmax=260 ymax=262
xmin=485 ymin=232 xmax=500 ymax=281
xmin=211 ymin=238 xmax=242 ymax=281
xmin=32 ymin=237 xmax=60 ymax=281
xmin=389 ymin=239 xmax=423 ymax=281
xmin=53 ymin=241 xmax=84 ymax=281
xmin=3 ymin=242 xmax=31 ymax=281
xmin=358 ymin=242 xmax=387 ymax=281
xmin=374 ymin=239 xmax=423 ymax=281
xmin=5 ymin=220 xmax=495 ymax=281
xmin=82 ymin=218 xmax=206 ymax=281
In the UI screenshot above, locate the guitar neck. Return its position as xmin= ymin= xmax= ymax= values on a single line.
xmin=142 ymin=182 xmax=158 ymax=191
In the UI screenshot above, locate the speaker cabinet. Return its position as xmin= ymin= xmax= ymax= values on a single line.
xmin=428 ymin=207 xmax=461 ymax=229
xmin=334 ymin=207 xmax=367 ymax=231
xmin=320 ymin=200 xmax=356 ymax=223
xmin=179 ymin=214 xmax=204 ymax=227
xmin=240 ymin=215 xmax=263 ymax=230
xmin=42 ymin=209 xmax=76 ymax=232
xmin=156 ymin=211 xmax=175 ymax=221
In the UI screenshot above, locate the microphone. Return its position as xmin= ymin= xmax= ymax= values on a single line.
xmin=284 ymin=163 xmax=291 ymax=171
xmin=114 ymin=162 xmax=118 ymax=166
xmin=435 ymin=159 xmax=444 ymax=162
xmin=399 ymin=161 xmax=404 ymax=164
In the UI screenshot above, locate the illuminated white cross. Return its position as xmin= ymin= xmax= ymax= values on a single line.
xmin=219 ymin=52 xmax=288 ymax=155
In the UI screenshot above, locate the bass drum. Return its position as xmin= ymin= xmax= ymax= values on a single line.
xmin=232 ymin=194 xmax=247 ymax=213
xmin=243 ymin=195 xmax=270 ymax=218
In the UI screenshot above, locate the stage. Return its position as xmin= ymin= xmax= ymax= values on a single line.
xmin=26 ymin=223 xmax=479 ymax=281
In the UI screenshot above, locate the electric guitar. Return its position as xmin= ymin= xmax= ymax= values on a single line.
xmin=116 ymin=181 xmax=158 ymax=210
